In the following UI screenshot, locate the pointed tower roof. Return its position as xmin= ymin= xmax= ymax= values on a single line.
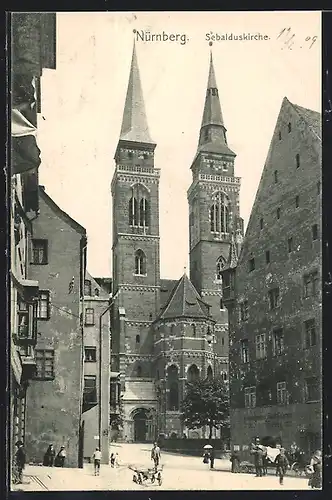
xmin=157 ymin=272 xmax=212 ymax=320
xmin=197 ymin=51 xmax=235 ymax=156
xmin=119 ymin=43 xmax=154 ymax=144
xmin=225 ymin=232 xmax=239 ymax=270
xmin=200 ymin=51 xmax=225 ymax=129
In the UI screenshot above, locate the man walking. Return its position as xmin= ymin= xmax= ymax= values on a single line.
xmin=14 ymin=441 xmax=26 ymax=484
xmin=151 ymin=442 xmax=161 ymax=469
xmin=92 ymin=447 xmax=102 ymax=476
xmin=250 ymin=437 xmax=264 ymax=477
xmin=209 ymin=447 xmax=215 ymax=469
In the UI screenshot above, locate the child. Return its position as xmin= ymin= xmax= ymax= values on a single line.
xmin=110 ymin=453 xmax=116 ymax=467
xmin=92 ymin=447 xmax=102 ymax=476
xmin=275 ymin=448 xmax=289 ymax=485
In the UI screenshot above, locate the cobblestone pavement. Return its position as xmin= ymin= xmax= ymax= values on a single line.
xmin=12 ymin=443 xmax=311 ymax=491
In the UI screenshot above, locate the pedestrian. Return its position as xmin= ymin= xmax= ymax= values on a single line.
xmin=14 ymin=440 xmax=26 ymax=484
xmin=308 ymin=450 xmax=322 ymax=489
xmin=275 ymin=447 xmax=289 ymax=485
xmin=250 ymin=437 xmax=264 ymax=477
xmin=92 ymin=447 xmax=102 ymax=476
xmin=203 ymin=450 xmax=210 ymax=464
xmin=43 ymin=444 xmax=55 ymax=467
xmin=209 ymin=447 xmax=215 ymax=469
xmin=110 ymin=453 xmax=116 ymax=467
xmin=230 ymin=450 xmax=241 ymax=473
xmin=55 ymin=446 xmax=66 ymax=467
xmin=151 ymin=442 xmax=161 ymax=469
xmin=262 ymin=446 xmax=268 ymax=476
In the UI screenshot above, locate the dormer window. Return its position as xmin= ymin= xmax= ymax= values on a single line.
xmin=211 ymin=88 xmax=218 ymax=96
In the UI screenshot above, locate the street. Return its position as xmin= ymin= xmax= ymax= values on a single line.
xmin=13 ymin=443 xmax=311 ymax=491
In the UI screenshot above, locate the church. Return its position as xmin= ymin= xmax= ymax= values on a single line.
xmin=110 ymin=44 xmax=244 ymax=442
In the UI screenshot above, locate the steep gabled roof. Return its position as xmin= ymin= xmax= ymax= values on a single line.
xmin=290 ymin=101 xmax=321 ymax=141
xmin=39 ymin=186 xmax=86 ymax=236
xmin=157 ymin=273 xmax=211 ymax=320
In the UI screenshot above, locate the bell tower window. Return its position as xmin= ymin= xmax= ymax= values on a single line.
xmin=135 ymin=249 xmax=146 ymax=276
xmin=129 ymin=184 xmax=150 ymax=228
xmin=216 ymin=256 xmax=226 ymax=281
xmin=210 ymin=191 xmax=230 ymax=234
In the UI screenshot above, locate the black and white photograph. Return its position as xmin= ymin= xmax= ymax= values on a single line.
xmin=9 ymin=11 xmax=322 ymax=491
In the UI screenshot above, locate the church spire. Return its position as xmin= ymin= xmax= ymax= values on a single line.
xmin=197 ymin=50 xmax=235 ymax=156
xmin=119 ymin=42 xmax=154 ymax=144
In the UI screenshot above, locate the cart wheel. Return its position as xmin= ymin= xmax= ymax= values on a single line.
xmin=157 ymin=473 xmax=162 ymax=486
xmin=138 ymin=473 xmax=143 ymax=484
xmin=151 ymin=474 xmax=155 ymax=483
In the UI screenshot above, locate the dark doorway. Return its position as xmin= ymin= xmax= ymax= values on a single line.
xmin=134 ymin=409 xmax=148 ymax=442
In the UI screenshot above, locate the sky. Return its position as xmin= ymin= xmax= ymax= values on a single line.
xmin=37 ymin=11 xmax=321 ymax=279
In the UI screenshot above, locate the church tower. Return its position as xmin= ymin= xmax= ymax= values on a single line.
xmin=111 ymin=44 xmax=160 ymax=438
xmin=187 ymin=51 xmax=243 ymax=373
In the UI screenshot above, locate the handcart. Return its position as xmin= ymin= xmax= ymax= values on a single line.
xmin=129 ymin=464 xmax=163 ymax=486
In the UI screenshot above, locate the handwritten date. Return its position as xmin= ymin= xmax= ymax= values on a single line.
xmin=277 ymin=27 xmax=318 ymax=50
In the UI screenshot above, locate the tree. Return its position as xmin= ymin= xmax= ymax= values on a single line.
xmin=181 ymin=376 xmax=229 ymax=439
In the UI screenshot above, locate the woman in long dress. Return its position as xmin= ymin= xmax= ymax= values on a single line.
xmin=309 ymin=450 xmax=322 ymax=489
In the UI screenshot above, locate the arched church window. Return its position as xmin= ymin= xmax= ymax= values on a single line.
xmin=136 ymin=365 xmax=142 ymax=377
xmin=129 ymin=184 xmax=150 ymax=228
xmin=207 ymin=365 xmax=213 ymax=379
xmin=187 ymin=364 xmax=200 ymax=382
xmin=216 ymin=256 xmax=226 ymax=281
xmin=129 ymin=196 xmax=138 ymax=226
xmin=136 ymin=334 xmax=140 ymax=344
xmin=135 ymin=250 xmax=146 ymax=275
xmin=210 ymin=192 xmax=230 ymax=234
xmin=139 ymin=197 xmax=149 ymax=227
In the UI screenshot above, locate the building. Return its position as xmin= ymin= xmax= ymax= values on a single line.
xmin=81 ymin=273 xmax=111 ymax=464
xmin=222 ymin=97 xmax=322 ymax=457
xmin=110 ymin=45 xmax=242 ymax=441
xmin=10 ymin=12 xmax=56 ymax=470
xmin=25 ymin=186 xmax=87 ymax=467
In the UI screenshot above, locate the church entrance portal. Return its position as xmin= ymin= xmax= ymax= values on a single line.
xmin=132 ymin=408 xmax=155 ymax=442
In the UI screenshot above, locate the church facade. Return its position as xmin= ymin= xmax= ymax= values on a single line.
xmin=110 ymin=45 xmax=243 ymax=441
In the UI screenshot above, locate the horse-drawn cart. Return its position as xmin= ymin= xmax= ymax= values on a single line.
xmin=129 ymin=464 xmax=163 ymax=486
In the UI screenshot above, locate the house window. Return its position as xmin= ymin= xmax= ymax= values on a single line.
xmin=136 ymin=334 xmax=140 ymax=344
xmin=17 ymin=299 xmax=29 ymax=338
xmin=84 ymin=280 xmax=92 ymax=296
xmin=240 ymin=300 xmax=249 ymax=321
xmin=265 ymin=250 xmax=270 ymax=264
xmin=260 ymin=218 xmax=264 ymax=230
xmin=85 ymin=308 xmax=95 ymax=325
xmin=216 ymin=256 xmax=225 ymax=281
xmin=277 ymin=382 xmax=288 ymax=405
xmin=304 ymin=319 xmax=316 ymax=348
xmin=296 ymin=154 xmax=300 ymax=168
xmin=312 ymin=224 xmax=318 ymax=241
xmin=84 ymin=347 xmax=97 ymax=362
xmin=34 ymin=349 xmax=55 ymax=380
xmin=277 ymin=207 xmax=281 ymax=219
xmin=272 ymin=328 xmax=284 ymax=356
xmin=244 ymin=386 xmax=256 ymax=408
xmin=295 ymin=196 xmax=299 ymax=208
xmin=268 ymin=288 xmax=280 ymax=310
xmin=135 ymin=249 xmax=146 ymax=275
xmin=210 ymin=191 xmax=230 ymax=233
xmin=240 ymin=339 xmax=249 ymax=363
xmin=83 ymin=375 xmax=97 ymax=404
xmin=139 ymin=197 xmax=149 ymax=227
xmin=288 ymin=122 xmax=292 ymax=133
xmin=248 ymin=258 xmax=255 ymax=272
xmin=32 ymin=239 xmax=48 ymax=264
xmin=304 ymin=377 xmax=319 ymax=403
xmin=274 ymin=170 xmax=278 ymax=183
xmin=129 ymin=196 xmax=138 ymax=226
xmin=37 ymin=291 xmax=50 ymax=320
xmin=278 ymin=131 xmax=282 ymax=140
xmin=303 ymin=271 xmax=319 ymax=298
xmin=256 ymin=334 xmax=266 ymax=359
xmin=287 ymin=237 xmax=293 ymax=253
